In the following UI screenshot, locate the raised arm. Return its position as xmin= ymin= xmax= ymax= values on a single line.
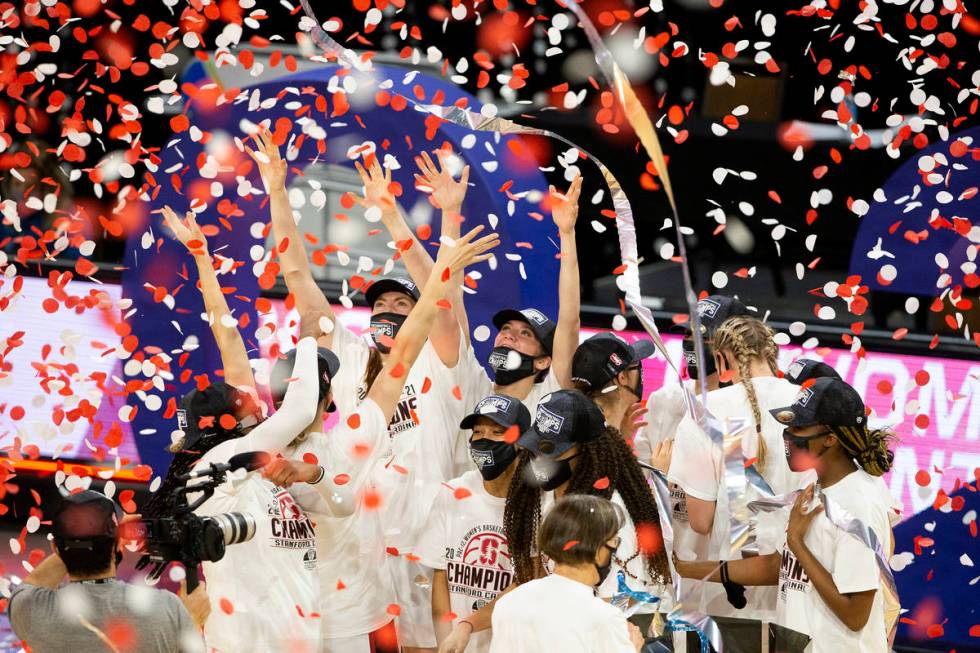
xmin=161 ymin=206 xmax=254 ymax=390
xmin=235 ymin=334 xmax=320 ymax=457
xmin=414 ymin=150 xmax=471 ymax=364
xmin=550 ymin=175 xmax=583 ymax=388
xmin=245 ymin=127 xmax=337 ymax=348
xmin=367 ymin=226 xmax=499 ymax=422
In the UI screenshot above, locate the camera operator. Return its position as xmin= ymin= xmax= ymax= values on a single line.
xmin=8 ymin=490 xmax=208 ymax=653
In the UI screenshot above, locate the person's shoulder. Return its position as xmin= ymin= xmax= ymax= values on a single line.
xmin=826 ymin=470 xmax=891 ymax=529
xmin=9 ymin=582 xmax=52 ymax=612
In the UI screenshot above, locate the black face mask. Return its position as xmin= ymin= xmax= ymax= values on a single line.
xmin=528 ymin=453 xmax=578 ymax=491
xmin=469 ymin=438 xmax=517 ymax=481
xmin=682 ymin=339 xmax=716 ymax=381
xmin=595 ymin=543 xmax=618 ymax=586
xmin=370 ymin=312 xmax=407 ymax=354
xmin=488 ymin=346 xmax=541 ymax=386
xmin=626 ymin=366 xmax=643 ymax=400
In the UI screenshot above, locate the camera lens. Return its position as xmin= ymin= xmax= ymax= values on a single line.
xmin=209 ymin=512 xmax=256 ymax=546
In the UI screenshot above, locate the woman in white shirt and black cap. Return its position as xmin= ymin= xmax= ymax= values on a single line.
xmin=674 ymin=377 xmax=901 ymax=653
xmin=416 ymin=394 xmax=532 ymax=653
xmin=490 ymin=494 xmax=645 ymax=653
xmin=437 ymin=389 xmax=670 ymax=653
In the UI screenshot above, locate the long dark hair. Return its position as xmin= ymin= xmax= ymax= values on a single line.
xmin=504 ymin=426 xmax=670 ymax=586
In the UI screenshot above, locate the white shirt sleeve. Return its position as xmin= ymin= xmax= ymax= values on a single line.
xmin=233 ymin=336 xmax=320 ymax=457
xmin=415 ymin=486 xmax=450 ymax=569
xmin=831 ymin=527 xmax=880 ymax=595
xmin=667 ymin=416 xmax=719 ymax=502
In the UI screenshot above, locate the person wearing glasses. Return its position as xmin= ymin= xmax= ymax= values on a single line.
xmin=489 ymin=494 xmax=645 ymax=653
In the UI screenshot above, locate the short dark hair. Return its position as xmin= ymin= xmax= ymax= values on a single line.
xmin=539 ymin=495 xmax=623 ymax=566
xmin=56 ymin=536 xmax=116 ymax=576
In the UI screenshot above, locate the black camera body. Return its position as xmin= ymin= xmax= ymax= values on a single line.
xmin=133 ymin=457 xmax=259 ymax=592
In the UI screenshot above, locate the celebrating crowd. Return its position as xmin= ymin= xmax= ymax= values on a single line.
xmin=7 ymin=130 xmax=901 ymax=653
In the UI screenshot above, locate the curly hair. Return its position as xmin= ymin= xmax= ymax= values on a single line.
xmin=830 ymin=425 xmax=897 ymax=476
xmin=504 ymin=426 xmax=670 ymax=586
xmin=711 ymin=316 xmax=778 ymax=470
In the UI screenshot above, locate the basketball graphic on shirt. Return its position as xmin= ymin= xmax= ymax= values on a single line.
xmin=462 ymin=531 xmax=508 ymax=568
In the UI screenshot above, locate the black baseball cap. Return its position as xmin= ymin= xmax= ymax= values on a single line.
xmin=364 ymin=277 xmax=420 ymax=308
xmin=460 ymin=394 xmax=532 ymax=431
xmin=492 ymin=308 xmax=557 ymax=355
xmin=785 ymin=358 xmax=841 ymax=385
xmin=770 ymin=377 xmax=867 ymax=429
xmin=177 ymin=383 xmax=263 ymax=450
xmin=571 ymin=332 xmax=654 ymax=390
xmin=517 ymin=389 xmax=606 ymax=458
xmin=670 ymin=295 xmax=753 ymax=335
xmin=53 ymin=491 xmax=121 ymax=548
xmin=270 ymin=346 xmax=340 ymax=412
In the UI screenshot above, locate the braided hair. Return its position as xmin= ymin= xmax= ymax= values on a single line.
xmin=503 ymin=426 xmax=670 ymax=586
xmin=711 ymin=316 xmax=778 ymax=470
xmin=829 ymin=425 xmax=896 ymax=476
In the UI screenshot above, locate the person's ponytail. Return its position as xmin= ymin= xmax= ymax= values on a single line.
xmin=832 ymin=425 xmax=896 ymax=476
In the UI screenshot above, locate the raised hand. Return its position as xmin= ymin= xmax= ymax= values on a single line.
xmin=353 ymin=156 xmax=396 ymax=216
xmin=619 ymin=401 xmax=648 ymax=444
xmin=414 ymin=150 xmax=469 ymax=212
xmin=550 ymin=174 xmax=583 ymax=235
xmin=244 ymin=126 xmax=287 ymax=191
xmin=787 ymin=483 xmax=823 ymax=550
xmin=435 ymin=225 xmax=500 ymax=277
xmin=161 ymin=205 xmax=208 ymax=256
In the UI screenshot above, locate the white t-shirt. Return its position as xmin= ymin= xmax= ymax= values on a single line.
xmin=330 ymin=323 xmax=473 ymax=548
xmin=490 ymin=574 xmax=635 ymax=653
xmin=416 ymin=470 xmax=512 ymax=653
xmin=667 ymin=376 xmax=816 ymax=621
xmin=634 ymin=380 xmax=692 ymax=462
xmin=776 ymin=469 xmax=897 ymax=652
xmin=286 ymin=398 xmax=395 ymax=640
xmin=190 ymin=337 xmax=321 ymax=652
xmin=541 ymin=490 xmax=663 ymax=600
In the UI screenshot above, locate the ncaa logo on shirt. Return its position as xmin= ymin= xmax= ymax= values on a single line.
xmin=697 ymin=298 xmax=721 ymax=319
xmin=535 ymin=406 xmax=564 ymax=435
xmin=478 ymin=395 xmax=512 ymax=414
xmin=521 ymin=309 xmax=548 ymax=325
xmin=794 ymin=387 xmax=814 ymax=407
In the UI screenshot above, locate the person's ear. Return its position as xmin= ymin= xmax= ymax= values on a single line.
xmin=534 ymin=355 xmax=551 ymax=371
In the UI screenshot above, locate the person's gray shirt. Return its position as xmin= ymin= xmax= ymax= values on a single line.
xmin=8 ymin=579 xmax=202 ymax=653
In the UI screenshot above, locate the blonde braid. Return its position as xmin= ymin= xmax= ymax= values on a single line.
xmin=713 ymin=316 xmax=778 ymax=471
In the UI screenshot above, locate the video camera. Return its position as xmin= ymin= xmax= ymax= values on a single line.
xmin=130 ymin=451 xmax=269 ymax=592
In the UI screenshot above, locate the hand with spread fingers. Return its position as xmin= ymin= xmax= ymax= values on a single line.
xmin=415 ymin=150 xmax=470 ymax=213
xmin=434 ymin=225 xmax=500 ymax=277
xmin=550 ymin=174 xmax=583 ymax=235
xmin=619 ymin=401 xmax=649 ymax=445
xmin=353 ymin=155 xmax=397 ymax=217
xmin=161 ymin=205 xmax=208 ymax=257
xmin=244 ymin=126 xmax=288 ymax=191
